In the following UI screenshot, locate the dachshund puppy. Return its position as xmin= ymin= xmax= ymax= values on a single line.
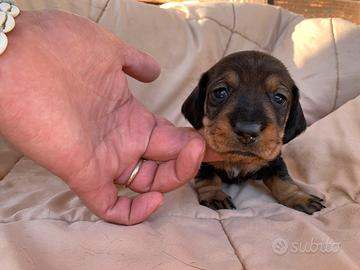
xmin=182 ymin=51 xmax=325 ymax=214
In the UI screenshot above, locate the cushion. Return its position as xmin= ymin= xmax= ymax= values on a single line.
xmin=1 ymin=1 xmax=360 ymax=269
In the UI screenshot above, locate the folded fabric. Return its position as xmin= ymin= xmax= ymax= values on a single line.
xmin=1 ymin=1 xmax=360 ymax=269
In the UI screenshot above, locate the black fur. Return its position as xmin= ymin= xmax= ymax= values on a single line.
xmin=182 ymin=51 xmax=325 ymax=214
xmin=282 ymin=85 xmax=307 ymax=144
xmin=181 ymin=73 xmax=208 ymax=129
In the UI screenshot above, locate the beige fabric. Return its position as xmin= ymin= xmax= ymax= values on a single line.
xmin=1 ymin=1 xmax=360 ymax=269
xmin=16 ymin=0 xmax=109 ymax=22
xmin=15 ymin=0 xmax=360 ymax=125
xmin=0 ymin=139 xmax=22 ymax=180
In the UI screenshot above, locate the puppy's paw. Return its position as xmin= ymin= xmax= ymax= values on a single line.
xmin=199 ymin=190 xmax=236 ymax=210
xmin=284 ymin=192 xmax=326 ymax=215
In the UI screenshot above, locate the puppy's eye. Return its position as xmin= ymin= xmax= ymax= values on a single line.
xmin=212 ymin=87 xmax=229 ymax=101
xmin=272 ymin=93 xmax=287 ymax=105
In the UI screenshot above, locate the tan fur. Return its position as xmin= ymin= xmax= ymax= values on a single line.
xmin=183 ymin=51 xmax=324 ymax=213
xmin=210 ymin=159 xmax=267 ymax=177
xmin=195 ymin=175 xmax=231 ymax=206
xmin=264 ymin=176 xmax=316 ymax=208
xmin=224 ymin=70 xmax=239 ymax=88
xmin=195 ymin=176 xmax=222 ymax=190
xmin=202 ymin=78 xmax=284 ymax=176
xmin=266 ymin=74 xmax=281 ymax=93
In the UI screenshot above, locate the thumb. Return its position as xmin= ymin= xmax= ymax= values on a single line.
xmin=76 ymin=182 xmax=164 ymax=225
xmin=122 ymin=44 xmax=161 ymax=83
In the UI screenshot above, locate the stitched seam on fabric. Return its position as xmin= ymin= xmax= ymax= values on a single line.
xmin=188 ymin=15 xmax=265 ymax=51
xmin=222 ymin=3 xmax=236 ymax=57
xmin=330 ymin=18 xmax=340 ymax=111
xmin=0 ymin=216 xmax=222 ymax=223
xmin=96 ymin=0 xmax=111 ymax=23
xmin=270 ymin=16 xmax=301 ymax=53
xmin=317 ymin=202 xmax=359 ymax=217
xmin=219 ymin=219 xmax=246 ymax=270
xmin=0 ymin=202 xmax=356 ymax=224
xmin=162 ymin=251 xmax=207 ymax=270
xmin=0 ymin=218 xmax=102 ymax=225
xmin=232 ymin=30 xmax=265 ymax=50
xmin=188 ymin=16 xmax=230 ymax=32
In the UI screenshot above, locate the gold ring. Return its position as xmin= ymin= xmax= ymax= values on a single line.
xmin=126 ymin=160 xmax=143 ymax=187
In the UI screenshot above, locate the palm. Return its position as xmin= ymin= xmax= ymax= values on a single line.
xmin=0 ymin=10 xmax=207 ymax=224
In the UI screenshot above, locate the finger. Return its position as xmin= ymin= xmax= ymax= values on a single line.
xmin=126 ymin=160 xmax=159 ymax=193
xmin=144 ymin=123 xmax=223 ymax=162
xmin=123 ymin=45 xmax=161 ymax=83
xmin=77 ymin=182 xmax=163 ymax=225
xmin=143 ymin=125 xmax=202 ymax=161
xmin=114 ymin=159 xmax=146 ymax=185
xmin=150 ymin=138 xmax=205 ymax=192
xmin=104 ymin=192 xmax=164 ymax=225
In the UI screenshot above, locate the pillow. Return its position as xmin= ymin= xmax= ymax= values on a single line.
xmin=16 ymin=0 xmax=360 ymax=125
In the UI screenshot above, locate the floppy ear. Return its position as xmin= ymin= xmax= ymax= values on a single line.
xmin=283 ymin=85 xmax=307 ymax=144
xmin=181 ymin=73 xmax=208 ymax=129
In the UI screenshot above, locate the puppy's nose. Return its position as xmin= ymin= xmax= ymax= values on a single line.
xmin=234 ymin=121 xmax=261 ymax=144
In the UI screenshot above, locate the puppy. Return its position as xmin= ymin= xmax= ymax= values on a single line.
xmin=182 ymin=51 xmax=325 ymax=214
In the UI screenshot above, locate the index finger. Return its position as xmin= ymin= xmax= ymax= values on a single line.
xmin=122 ymin=44 xmax=161 ymax=83
xmin=143 ymin=123 xmax=224 ymax=162
xmin=143 ymin=124 xmax=202 ymax=161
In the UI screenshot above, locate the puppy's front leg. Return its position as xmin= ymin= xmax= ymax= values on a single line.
xmin=195 ymin=163 xmax=236 ymax=210
xmin=263 ymin=158 xmax=325 ymax=214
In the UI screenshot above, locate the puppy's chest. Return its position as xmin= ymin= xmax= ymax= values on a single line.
xmin=211 ymin=161 xmax=265 ymax=183
xmin=224 ymin=166 xmax=242 ymax=179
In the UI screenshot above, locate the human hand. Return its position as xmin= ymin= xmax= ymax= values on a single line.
xmin=0 ymin=10 xmax=222 ymax=225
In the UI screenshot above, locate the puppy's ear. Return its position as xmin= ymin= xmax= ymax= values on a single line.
xmin=283 ymin=85 xmax=307 ymax=144
xmin=181 ymin=73 xmax=208 ymax=129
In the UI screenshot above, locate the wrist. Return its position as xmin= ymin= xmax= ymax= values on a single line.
xmin=0 ymin=10 xmax=43 ymax=90
xmin=0 ymin=10 xmax=43 ymax=135
xmin=0 ymin=0 xmax=20 ymax=55
xmin=0 ymin=10 xmax=29 ymax=103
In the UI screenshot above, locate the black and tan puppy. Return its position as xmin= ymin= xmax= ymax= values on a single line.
xmin=182 ymin=51 xmax=325 ymax=214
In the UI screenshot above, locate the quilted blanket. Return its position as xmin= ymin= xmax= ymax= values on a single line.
xmin=1 ymin=1 xmax=360 ymax=269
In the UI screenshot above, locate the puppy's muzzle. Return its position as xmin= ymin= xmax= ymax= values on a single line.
xmin=233 ymin=121 xmax=262 ymax=144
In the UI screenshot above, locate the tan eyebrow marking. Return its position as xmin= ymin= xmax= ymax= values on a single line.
xmin=266 ymin=74 xmax=281 ymax=93
xmin=224 ymin=70 xmax=239 ymax=88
